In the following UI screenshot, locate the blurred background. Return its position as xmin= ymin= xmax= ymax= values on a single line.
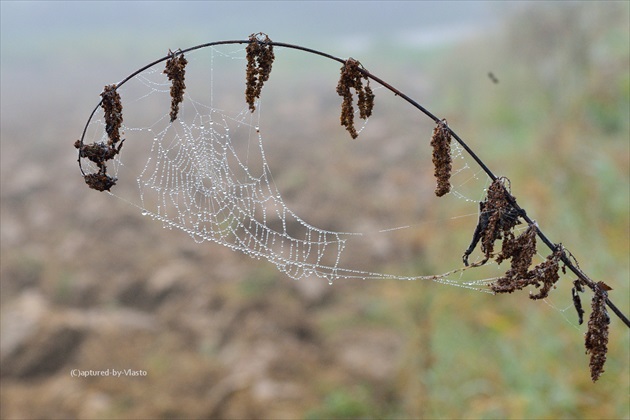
xmin=1 ymin=1 xmax=628 ymax=418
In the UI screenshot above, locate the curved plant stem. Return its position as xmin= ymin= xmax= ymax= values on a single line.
xmin=77 ymin=39 xmax=630 ymax=328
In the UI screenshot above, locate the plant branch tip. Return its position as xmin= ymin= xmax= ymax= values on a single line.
xmin=72 ymin=35 xmax=630 ymax=384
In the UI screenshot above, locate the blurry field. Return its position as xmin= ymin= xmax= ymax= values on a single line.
xmin=1 ymin=2 xmax=629 ymax=419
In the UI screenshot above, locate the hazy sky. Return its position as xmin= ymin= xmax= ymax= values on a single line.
xmin=0 ymin=0 xmax=505 ymax=121
xmin=1 ymin=1 xmax=501 ymax=58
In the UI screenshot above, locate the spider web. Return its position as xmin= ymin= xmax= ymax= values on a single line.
xmin=79 ymin=45 xmax=538 ymax=292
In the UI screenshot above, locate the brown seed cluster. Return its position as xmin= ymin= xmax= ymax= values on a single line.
xmin=164 ymin=50 xmax=188 ymax=122
xmin=463 ymin=177 xmax=521 ymax=266
xmin=74 ymin=84 xmax=124 ymax=191
xmin=526 ymin=248 xmax=562 ymax=300
xmin=495 ymin=223 xmax=538 ymax=276
xmin=481 ymin=178 xmax=521 ymax=261
xmin=101 ymin=84 xmax=123 ymax=144
xmin=336 ymin=58 xmax=374 ymax=139
xmin=491 ymin=241 xmax=562 ymax=300
xmin=585 ymin=282 xmax=610 ymax=382
xmin=245 ymin=33 xmax=275 ymax=113
xmin=430 ymin=119 xmax=452 ymax=197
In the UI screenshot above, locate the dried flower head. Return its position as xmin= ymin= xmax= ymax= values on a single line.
xmin=496 ymin=223 xmax=537 ymax=268
xmin=585 ymin=282 xmax=610 ymax=382
xmin=491 ymin=245 xmax=562 ymax=299
xmin=74 ymin=138 xmax=124 ymax=192
xmin=74 ymin=141 xmax=118 ymax=166
xmin=100 ymin=84 xmax=123 ymax=145
xmin=75 ymin=84 xmax=126 ymax=192
xmin=430 ymin=119 xmax=452 ymax=197
xmin=336 ymin=58 xmax=374 ymax=139
xmin=490 ymin=224 xmax=538 ymax=294
xmin=83 ymin=172 xmax=117 ymax=192
xmin=163 ymin=49 xmax=188 ymax=122
xmin=525 ymin=247 xmax=562 ymax=300
xmin=245 ymin=33 xmax=275 ymax=112
xmin=481 ymin=178 xmax=520 ymax=260
xmin=463 ymin=177 xmax=521 ymax=265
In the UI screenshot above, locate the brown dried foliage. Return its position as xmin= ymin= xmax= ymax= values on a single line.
xmin=585 ymin=283 xmax=610 ymax=381
xmin=491 ymin=241 xmax=562 ymax=299
xmin=481 ymin=178 xmax=521 ymax=261
xmin=496 ymin=223 xmax=538 ymax=274
xmin=101 ymin=84 xmax=123 ymax=145
xmin=82 ymin=172 xmax=118 ymax=192
xmin=164 ymin=50 xmax=188 ymax=122
xmin=572 ymin=280 xmax=586 ymax=325
xmin=245 ymin=33 xmax=275 ymax=113
xmin=525 ymin=248 xmax=562 ymax=299
xmin=74 ymin=84 xmax=124 ymax=191
xmin=336 ymin=58 xmax=375 ymax=139
xmin=462 ymin=177 xmax=522 ymax=266
xmin=430 ymin=119 xmax=452 ymax=196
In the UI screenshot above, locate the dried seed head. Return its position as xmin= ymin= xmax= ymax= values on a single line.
xmin=245 ymin=33 xmax=275 ymax=112
xmin=76 ymin=141 xmax=120 ymax=165
xmin=77 ymin=84 xmax=125 ymax=192
xmin=585 ymin=282 xmax=610 ymax=381
xmin=462 ymin=177 xmax=521 ymax=266
xmin=490 ymin=229 xmax=563 ymax=299
xmin=83 ymin=172 xmax=117 ymax=192
xmin=490 ymin=224 xmax=539 ymax=294
xmin=163 ymin=50 xmax=188 ymax=122
xmin=430 ymin=119 xmax=452 ymax=197
xmin=336 ymin=58 xmax=374 ymax=139
xmin=100 ymin=84 xmax=123 ymax=146
xmin=481 ymin=177 xmax=520 ymax=260
xmin=526 ymin=247 xmax=562 ymax=300
xmin=357 ymin=82 xmax=375 ymax=120
xmin=498 ymin=223 xmax=538 ymax=273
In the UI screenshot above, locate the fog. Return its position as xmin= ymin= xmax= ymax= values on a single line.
xmin=2 ymin=2 xmax=628 ymax=419
xmin=2 ymin=1 xmax=498 ymax=49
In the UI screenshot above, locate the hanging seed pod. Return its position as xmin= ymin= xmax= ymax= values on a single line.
xmin=480 ymin=177 xmax=520 ymax=261
xmin=525 ymin=247 xmax=562 ymax=300
xmin=430 ymin=119 xmax=452 ymax=197
xmin=164 ymin=50 xmax=188 ymax=122
xmin=245 ymin=33 xmax=275 ymax=112
xmin=101 ymin=84 xmax=123 ymax=145
xmin=462 ymin=177 xmax=520 ymax=265
xmin=490 ymin=223 xmax=538 ymax=293
xmin=336 ymin=58 xmax=374 ymax=139
xmin=74 ymin=84 xmax=125 ymax=192
xmin=83 ymin=172 xmax=117 ymax=192
xmin=585 ymin=282 xmax=610 ymax=382
xmin=491 ymin=244 xmax=562 ymax=300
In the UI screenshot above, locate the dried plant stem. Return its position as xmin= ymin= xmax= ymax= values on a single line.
xmin=74 ymin=38 xmax=629 ymax=332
